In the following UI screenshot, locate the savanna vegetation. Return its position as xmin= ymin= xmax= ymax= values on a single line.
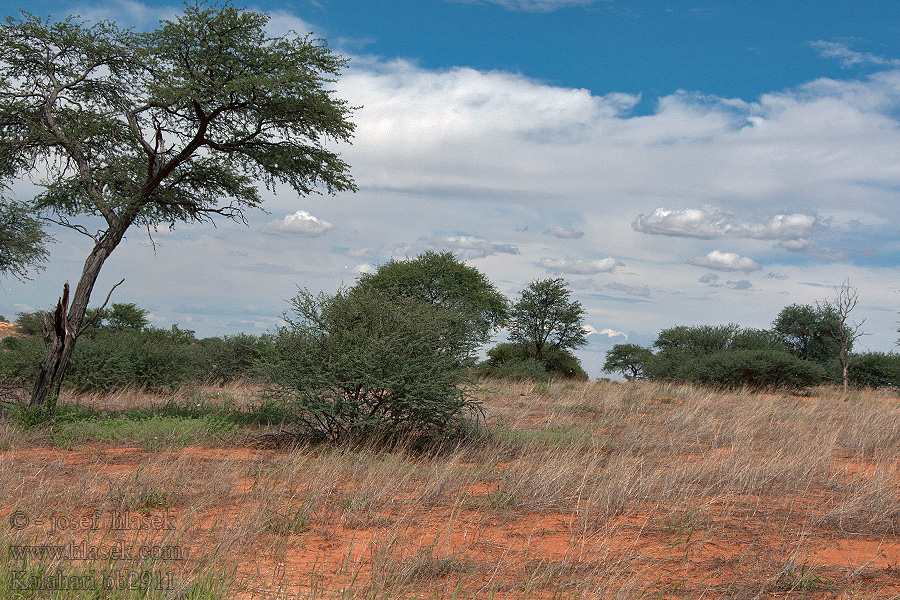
xmin=1 ymin=4 xmax=899 ymax=598
xmin=604 ymin=282 xmax=900 ymax=391
xmin=2 ymin=379 xmax=899 ymax=599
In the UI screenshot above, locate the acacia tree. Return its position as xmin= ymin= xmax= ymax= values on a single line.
xmin=603 ymin=343 xmax=653 ymax=380
xmin=508 ymin=278 xmax=587 ymax=361
xmin=0 ymin=4 xmax=356 ymax=407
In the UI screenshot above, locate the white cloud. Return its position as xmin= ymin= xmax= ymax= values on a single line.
xmin=632 ymin=206 xmax=817 ymax=241
xmin=265 ymin=211 xmax=333 ymax=237
xmin=355 ymin=263 xmax=376 ymax=274
xmin=778 ymin=238 xmax=845 ymax=260
xmin=811 ymin=41 xmax=900 ymax=69
xmin=584 ymin=324 xmax=627 ymax=339
xmin=263 ymin=10 xmax=318 ymax=38
xmin=544 ymin=226 xmax=585 ymax=239
xmin=687 ymin=250 xmax=761 ymax=272
xmin=429 ymin=235 xmax=519 ymax=259
xmin=345 ymin=248 xmax=378 ymax=259
xmin=604 ymin=282 xmax=652 ymax=297
xmin=539 ymin=257 xmax=621 ymax=275
xmin=337 ymin=55 xmax=900 ymax=241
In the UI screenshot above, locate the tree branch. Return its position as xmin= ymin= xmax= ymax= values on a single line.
xmin=75 ymin=277 xmax=124 ymax=338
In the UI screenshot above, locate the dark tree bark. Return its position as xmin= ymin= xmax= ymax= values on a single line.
xmin=29 ymin=225 xmax=129 ymax=408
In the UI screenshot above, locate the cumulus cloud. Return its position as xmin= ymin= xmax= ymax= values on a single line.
xmin=687 ymin=250 xmax=761 ymax=272
xmin=544 ymin=226 xmax=585 ymax=239
xmin=263 ymin=10 xmax=318 ymax=38
xmin=338 ymin=58 xmax=640 ymax=171
xmin=811 ymin=41 xmax=900 ymax=69
xmin=72 ymin=0 xmax=180 ymax=29
xmin=699 ymin=272 xmax=752 ymax=289
xmin=778 ymin=238 xmax=845 ymax=260
xmin=632 ymin=206 xmax=817 ymax=242
xmin=583 ymin=324 xmax=628 ymax=339
xmin=430 ymin=235 xmax=519 ymax=259
xmin=265 ymin=211 xmax=333 ymax=237
xmin=539 ymin=256 xmax=621 ymax=275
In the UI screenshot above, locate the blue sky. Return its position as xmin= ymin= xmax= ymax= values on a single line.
xmin=2 ymin=0 xmax=900 ymax=375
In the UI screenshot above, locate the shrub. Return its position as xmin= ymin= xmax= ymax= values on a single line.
xmin=260 ymin=287 xmax=483 ymax=442
xmin=848 ymin=352 xmax=900 ymax=388
xmin=479 ymin=342 xmax=588 ymax=380
xmin=196 ymin=333 xmax=263 ymax=383
xmin=14 ymin=310 xmax=46 ymax=336
xmin=66 ymin=327 xmax=202 ymax=393
xmin=676 ymin=349 xmax=826 ymax=390
xmin=478 ymin=355 xmax=548 ymax=381
xmin=0 ymin=334 xmax=44 ymax=385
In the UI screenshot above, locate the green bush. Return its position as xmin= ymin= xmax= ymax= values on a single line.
xmin=848 ymin=352 xmax=900 ymax=388
xmin=0 ymin=334 xmax=44 ymax=385
xmin=479 ymin=342 xmax=588 ymax=380
xmin=196 ymin=333 xmax=264 ymax=383
xmin=478 ymin=356 xmax=548 ymax=381
xmin=675 ymin=349 xmax=826 ymax=390
xmin=260 ymin=287 xmax=483 ymax=442
xmin=66 ymin=327 xmax=202 ymax=393
xmin=14 ymin=310 xmax=46 ymax=336
xmin=603 ymin=343 xmax=654 ymax=380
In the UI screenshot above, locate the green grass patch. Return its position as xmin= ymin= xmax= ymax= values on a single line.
xmin=493 ymin=425 xmax=615 ymax=451
xmin=49 ymin=414 xmax=236 ymax=450
xmin=4 ymin=396 xmax=300 ymax=450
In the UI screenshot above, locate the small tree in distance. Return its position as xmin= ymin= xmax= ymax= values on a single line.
xmin=603 ymin=343 xmax=653 ymax=380
xmin=507 ymin=278 xmax=587 ymax=366
xmin=0 ymin=4 xmax=356 ymax=407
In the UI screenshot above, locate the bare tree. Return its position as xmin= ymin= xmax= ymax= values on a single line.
xmin=817 ymin=280 xmax=866 ymax=391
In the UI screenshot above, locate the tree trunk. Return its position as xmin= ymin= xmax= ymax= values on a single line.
xmin=839 ymin=342 xmax=849 ymax=392
xmin=29 ymin=225 xmax=128 ymax=408
xmin=29 ymin=284 xmax=71 ymax=409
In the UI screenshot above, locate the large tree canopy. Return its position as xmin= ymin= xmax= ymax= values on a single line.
xmin=353 ymin=251 xmax=509 ymax=345
xmin=0 ymin=3 xmax=356 ymax=406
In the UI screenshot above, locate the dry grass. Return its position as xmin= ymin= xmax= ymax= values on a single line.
xmin=2 ymin=379 xmax=900 ymax=599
